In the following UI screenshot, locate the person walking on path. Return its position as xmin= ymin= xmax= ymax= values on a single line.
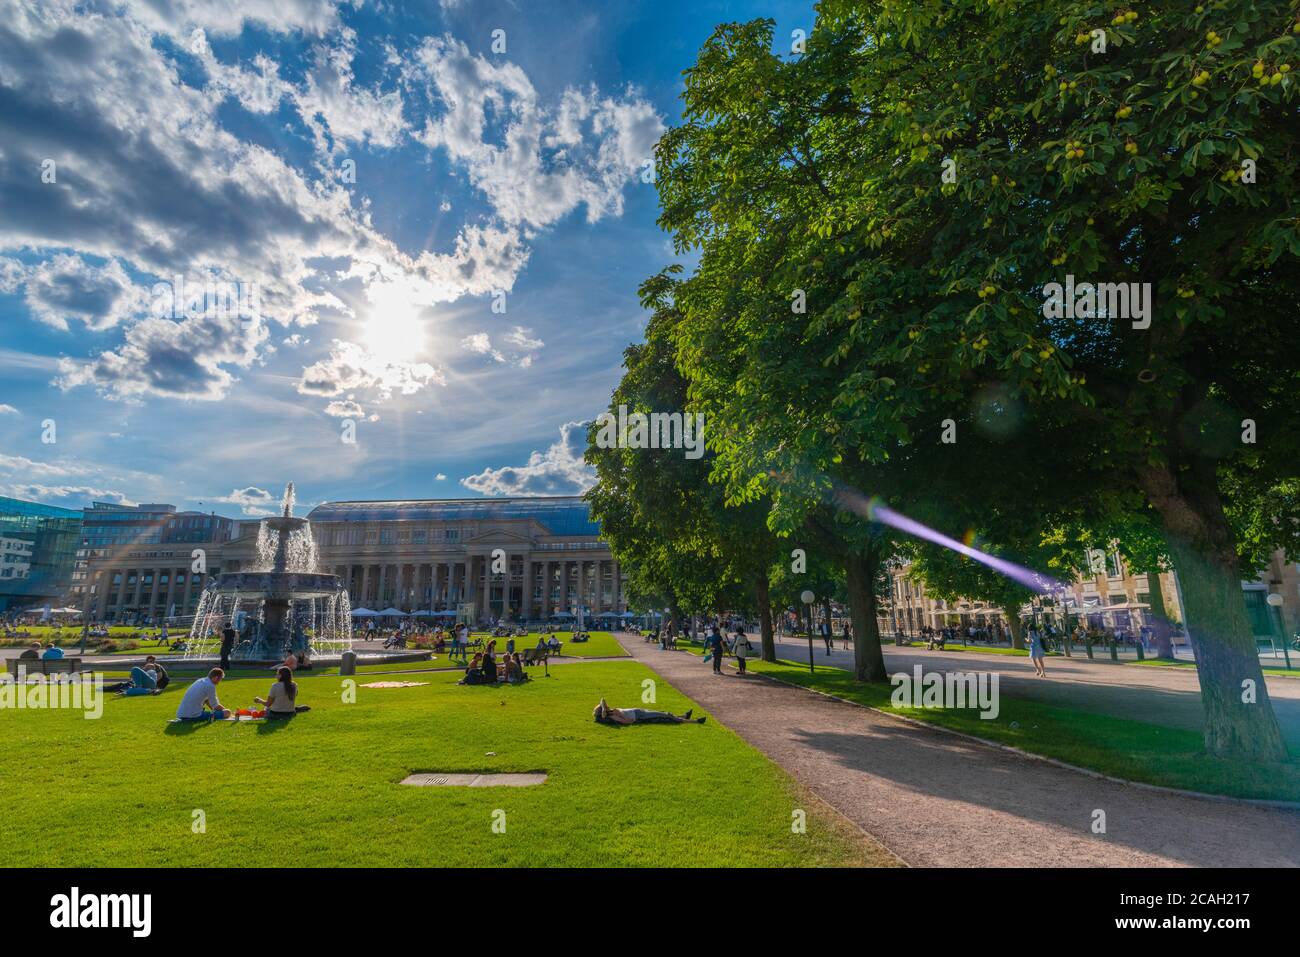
xmin=732 ymin=626 xmax=752 ymax=675
xmin=820 ymin=618 xmax=833 ymax=655
xmin=704 ymin=625 xmax=725 ymax=675
xmin=1028 ymin=625 xmax=1047 ymax=677
xmin=220 ymin=621 xmax=237 ymax=672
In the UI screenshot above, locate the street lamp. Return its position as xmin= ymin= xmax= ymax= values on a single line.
xmin=1266 ymin=592 xmax=1291 ymax=670
xmin=801 ymin=589 xmax=816 ymax=674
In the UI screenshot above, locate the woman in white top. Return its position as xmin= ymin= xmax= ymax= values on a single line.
xmin=732 ymin=626 xmax=752 ymax=675
xmin=255 ymin=667 xmax=309 ymax=718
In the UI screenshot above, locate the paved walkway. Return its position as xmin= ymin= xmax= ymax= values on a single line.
xmin=618 ymin=634 xmax=1300 ymax=867
xmin=766 ymin=637 xmax=1300 ymax=748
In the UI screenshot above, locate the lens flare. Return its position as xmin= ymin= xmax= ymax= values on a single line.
xmin=832 ymin=486 xmax=1063 ymax=595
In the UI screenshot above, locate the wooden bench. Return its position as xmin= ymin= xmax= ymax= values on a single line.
xmin=7 ymin=657 xmax=84 ymax=677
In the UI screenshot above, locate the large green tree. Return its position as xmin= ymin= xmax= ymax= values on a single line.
xmin=654 ymin=1 xmax=1300 ymax=759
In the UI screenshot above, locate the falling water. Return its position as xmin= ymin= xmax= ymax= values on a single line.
xmin=183 ymin=481 xmax=352 ymax=661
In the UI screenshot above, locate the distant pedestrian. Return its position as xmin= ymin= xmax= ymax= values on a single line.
xmin=220 ymin=621 xmax=236 ymax=671
xmin=704 ymin=626 xmax=724 ymax=674
xmin=1028 ymin=626 xmax=1047 ymax=677
xmin=820 ymin=619 xmax=833 ymax=655
xmin=732 ymin=626 xmax=752 ymax=675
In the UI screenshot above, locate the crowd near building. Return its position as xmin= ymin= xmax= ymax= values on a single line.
xmin=1 ymin=489 xmax=1297 ymax=644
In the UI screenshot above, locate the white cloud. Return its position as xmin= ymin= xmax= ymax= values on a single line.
xmin=435 ymin=472 xmax=447 ymax=480
xmin=0 ymin=454 xmax=99 ymax=479
xmin=460 ymin=325 xmax=543 ymax=367
xmin=298 ymin=339 xmax=443 ymax=399
xmin=213 ymin=486 xmax=277 ymax=515
xmin=292 ymin=28 xmax=408 ymax=155
xmin=460 ymin=420 xmax=595 ymax=496
xmin=0 ymin=404 xmax=17 ymax=415
xmin=122 ymin=0 xmax=343 ymax=39
xmin=19 ymin=255 xmax=150 ymax=331
xmin=323 ymin=398 xmax=364 ymax=417
xmin=408 ymin=36 xmax=663 ymax=229
xmin=0 ymin=484 xmax=135 ymax=506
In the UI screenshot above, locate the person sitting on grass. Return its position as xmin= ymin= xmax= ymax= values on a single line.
xmin=458 ymin=653 xmax=490 ymax=685
xmin=175 ymin=668 xmax=232 ymax=721
xmin=502 ymin=652 xmax=529 ymax=683
xmin=254 ymin=667 xmax=311 ymax=719
xmin=592 ymin=698 xmax=705 ymax=725
xmin=482 ymin=639 xmax=499 ymax=680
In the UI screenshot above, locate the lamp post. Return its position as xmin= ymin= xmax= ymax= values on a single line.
xmin=1266 ymin=592 xmax=1291 ymax=670
xmin=801 ymin=590 xmax=816 ymax=674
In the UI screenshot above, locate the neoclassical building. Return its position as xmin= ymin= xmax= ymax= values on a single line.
xmin=304 ymin=497 xmax=626 ymax=621
xmin=78 ymin=495 xmax=627 ymax=625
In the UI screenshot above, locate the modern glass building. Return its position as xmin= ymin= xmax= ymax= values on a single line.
xmin=0 ymin=496 xmax=84 ymax=613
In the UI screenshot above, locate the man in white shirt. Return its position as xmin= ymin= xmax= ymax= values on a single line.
xmin=175 ymin=668 xmax=231 ymax=721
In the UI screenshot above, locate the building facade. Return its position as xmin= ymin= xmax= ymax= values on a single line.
xmin=881 ymin=547 xmax=1300 ymax=641
xmin=0 ymin=496 xmax=83 ymax=612
xmin=72 ymin=502 xmax=242 ymax=621
xmin=79 ymin=495 xmax=626 ymax=625
xmin=304 ymin=497 xmax=626 ymax=622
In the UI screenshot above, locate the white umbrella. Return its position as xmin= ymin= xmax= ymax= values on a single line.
xmin=350 ymin=608 xmax=380 ymax=617
xmin=378 ymin=607 xmax=407 ymax=617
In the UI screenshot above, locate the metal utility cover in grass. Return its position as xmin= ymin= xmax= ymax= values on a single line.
xmin=400 ymin=772 xmax=548 ymax=787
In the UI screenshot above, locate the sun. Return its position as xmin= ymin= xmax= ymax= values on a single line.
xmin=360 ymin=278 xmax=430 ymax=363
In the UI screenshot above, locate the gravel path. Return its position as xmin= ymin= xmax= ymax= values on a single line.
xmin=617 ymin=635 xmax=1300 ymax=867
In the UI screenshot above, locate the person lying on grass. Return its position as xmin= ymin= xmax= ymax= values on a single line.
xmin=253 ymin=667 xmax=311 ymax=719
xmin=175 ymin=667 xmax=232 ymax=721
xmin=107 ymin=656 xmax=169 ymax=696
xmin=592 ymin=698 xmax=706 ymax=725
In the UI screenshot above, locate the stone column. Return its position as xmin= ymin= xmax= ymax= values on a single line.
xmin=593 ymin=560 xmax=604 ymax=615
xmin=545 ymin=560 xmax=552 ymax=615
xmin=360 ymin=565 xmax=371 ymax=606
xmin=521 ymin=559 xmax=532 ymax=620
xmin=577 ymin=559 xmax=586 ymax=621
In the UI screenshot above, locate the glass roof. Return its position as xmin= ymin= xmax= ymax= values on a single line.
xmin=306 ymin=497 xmax=601 ymax=537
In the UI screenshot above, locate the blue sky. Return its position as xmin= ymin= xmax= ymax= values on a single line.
xmin=0 ymin=0 xmax=812 ymax=516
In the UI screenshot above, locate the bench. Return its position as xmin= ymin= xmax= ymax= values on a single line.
xmin=7 ymin=657 xmax=84 ymax=677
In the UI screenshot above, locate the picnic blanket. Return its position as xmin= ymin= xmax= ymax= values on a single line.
xmin=360 ymin=680 xmax=429 ymax=688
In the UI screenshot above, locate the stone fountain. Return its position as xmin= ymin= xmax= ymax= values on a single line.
xmin=185 ymin=483 xmax=352 ymax=662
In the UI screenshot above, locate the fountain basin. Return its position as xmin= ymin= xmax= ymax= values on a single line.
xmin=211 ymin=571 xmax=344 ymax=600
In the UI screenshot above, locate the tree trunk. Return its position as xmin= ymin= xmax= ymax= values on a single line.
xmin=1140 ymin=464 xmax=1288 ymax=761
xmin=1003 ymin=605 xmax=1025 ymax=649
xmin=845 ymin=545 xmax=888 ymax=682
xmin=754 ymin=570 xmax=776 ymax=662
xmin=1146 ymin=568 xmax=1175 ymax=660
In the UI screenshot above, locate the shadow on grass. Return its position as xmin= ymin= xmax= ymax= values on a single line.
xmin=163 ymin=719 xmax=220 ymax=736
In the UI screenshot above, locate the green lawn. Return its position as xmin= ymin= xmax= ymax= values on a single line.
xmin=0 ymin=661 xmax=889 ymax=867
xmin=680 ymin=643 xmax=1300 ymax=801
xmin=1127 ymin=657 xmax=1299 ymax=678
xmin=720 ymin=656 xmax=1300 ymax=802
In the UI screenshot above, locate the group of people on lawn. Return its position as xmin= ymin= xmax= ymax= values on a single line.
xmin=170 ymin=666 xmax=310 ymax=721
xmin=459 ymin=638 xmax=530 ymax=685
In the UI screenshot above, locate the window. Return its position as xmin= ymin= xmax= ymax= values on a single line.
xmin=412 ymin=529 xmax=427 ymax=544
xmin=380 ymin=528 xmax=395 ymax=545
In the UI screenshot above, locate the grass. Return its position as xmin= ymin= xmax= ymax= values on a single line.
xmin=1127 ymin=657 xmax=1299 ymax=678
xmin=675 ymin=644 xmax=1300 ymax=802
xmin=0 ymin=660 xmax=890 ymax=867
